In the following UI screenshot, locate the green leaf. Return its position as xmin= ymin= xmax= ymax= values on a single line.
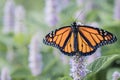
xmin=84 ymin=54 xmax=120 ymax=80
xmin=88 ymin=55 xmax=120 ymax=73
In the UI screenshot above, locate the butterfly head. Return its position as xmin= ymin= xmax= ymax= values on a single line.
xmin=71 ymin=22 xmax=78 ymax=32
xmin=71 ymin=22 xmax=77 ymax=28
xmin=72 ymin=22 xmax=77 ymax=26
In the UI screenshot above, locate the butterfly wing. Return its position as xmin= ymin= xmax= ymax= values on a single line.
xmin=77 ymin=25 xmax=117 ymax=56
xmin=43 ymin=26 xmax=76 ymax=56
xmin=43 ymin=24 xmax=117 ymax=56
xmin=77 ymin=31 xmax=97 ymax=56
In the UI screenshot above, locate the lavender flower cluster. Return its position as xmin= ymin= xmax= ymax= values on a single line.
xmin=70 ymin=55 xmax=90 ymax=80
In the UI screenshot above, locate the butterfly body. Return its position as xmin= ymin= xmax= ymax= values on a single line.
xmin=43 ymin=22 xmax=117 ymax=56
xmin=71 ymin=22 xmax=79 ymax=52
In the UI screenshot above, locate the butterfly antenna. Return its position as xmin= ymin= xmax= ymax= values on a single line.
xmin=73 ymin=0 xmax=92 ymax=23
xmin=74 ymin=8 xmax=85 ymax=22
xmin=59 ymin=2 xmax=86 ymax=26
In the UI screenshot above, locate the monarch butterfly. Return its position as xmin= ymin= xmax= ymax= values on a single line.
xmin=43 ymin=22 xmax=117 ymax=56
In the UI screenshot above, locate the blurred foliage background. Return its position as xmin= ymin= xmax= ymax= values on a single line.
xmin=0 ymin=0 xmax=120 ymax=80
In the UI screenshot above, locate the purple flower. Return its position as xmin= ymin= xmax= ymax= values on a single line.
xmin=70 ymin=55 xmax=90 ymax=80
xmin=112 ymin=71 xmax=120 ymax=80
xmin=3 ymin=0 xmax=15 ymax=33
xmin=1 ymin=67 xmax=11 ymax=80
xmin=114 ymin=0 xmax=120 ymax=20
xmin=45 ymin=0 xmax=59 ymax=27
xmin=14 ymin=5 xmax=26 ymax=34
xmin=28 ymin=33 xmax=43 ymax=76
